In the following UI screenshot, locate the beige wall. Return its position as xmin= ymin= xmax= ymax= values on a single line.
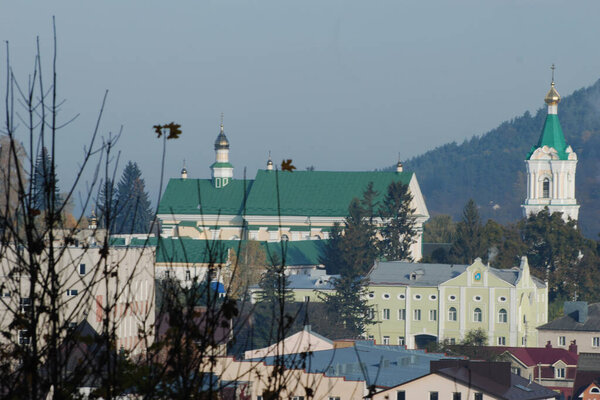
xmin=538 ymin=329 xmax=600 ymax=353
xmin=213 ymin=357 xmax=366 ymax=400
xmin=0 ymin=245 xmax=155 ymax=355
xmin=244 ymin=329 xmax=333 ymax=359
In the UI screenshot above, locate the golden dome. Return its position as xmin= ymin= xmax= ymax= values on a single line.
xmin=544 ymin=82 xmax=561 ymax=105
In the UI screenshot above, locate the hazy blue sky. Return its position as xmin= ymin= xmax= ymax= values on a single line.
xmin=1 ymin=1 xmax=600 ymax=206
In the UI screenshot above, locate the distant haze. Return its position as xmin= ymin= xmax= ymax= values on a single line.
xmin=2 ymin=1 xmax=600 ymax=210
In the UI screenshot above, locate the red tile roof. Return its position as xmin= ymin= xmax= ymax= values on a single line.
xmin=493 ymin=346 xmax=578 ymax=366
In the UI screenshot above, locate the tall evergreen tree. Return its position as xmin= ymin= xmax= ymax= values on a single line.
xmin=32 ymin=147 xmax=61 ymax=211
xmin=97 ymin=179 xmax=117 ymax=230
xmin=114 ymin=161 xmax=153 ymax=234
xmin=379 ymin=181 xmax=416 ymax=261
xmin=450 ymin=199 xmax=484 ymax=263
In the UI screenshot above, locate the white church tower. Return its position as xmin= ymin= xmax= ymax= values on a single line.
xmin=522 ymin=67 xmax=579 ymax=221
xmin=211 ymin=116 xmax=234 ymax=188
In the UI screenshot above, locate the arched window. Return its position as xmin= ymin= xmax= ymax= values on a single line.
xmin=473 ymin=308 xmax=482 ymax=322
xmin=543 ymin=178 xmax=550 ymax=198
xmin=448 ymin=307 xmax=457 ymax=321
xmin=498 ymin=308 xmax=507 ymax=323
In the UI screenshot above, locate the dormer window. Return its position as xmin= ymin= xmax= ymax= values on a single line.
xmin=543 ymin=178 xmax=550 ymax=198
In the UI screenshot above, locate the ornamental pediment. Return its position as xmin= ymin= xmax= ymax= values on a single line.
xmin=530 ymin=146 xmax=559 ymax=160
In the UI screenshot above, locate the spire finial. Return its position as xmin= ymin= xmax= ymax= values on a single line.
xmin=551 ymin=64 xmax=556 ymax=85
xmin=220 ymin=113 xmax=224 ymax=132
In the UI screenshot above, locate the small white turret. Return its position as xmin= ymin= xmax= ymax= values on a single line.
xmin=266 ymin=151 xmax=273 ymax=171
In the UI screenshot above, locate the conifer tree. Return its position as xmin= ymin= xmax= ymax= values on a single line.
xmin=114 ymin=161 xmax=153 ymax=234
xmin=450 ymin=199 xmax=484 ymax=263
xmin=32 ymin=147 xmax=61 ymax=211
xmin=379 ymin=181 xmax=416 ymax=261
xmin=97 ymin=179 xmax=116 ymax=230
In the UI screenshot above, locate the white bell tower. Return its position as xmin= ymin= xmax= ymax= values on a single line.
xmin=522 ymin=66 xmax=579 ymax=222
xmin=210 ymin=114 xmax=234 ymax=188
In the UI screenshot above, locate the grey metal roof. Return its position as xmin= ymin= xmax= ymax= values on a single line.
xmin=489 ymin=268 xmax=546 ymax=288
xmin=248 ymin=340 xmax=457 ymax=388
xmin=538 ymin=303 xmax=600 ymax=332
xmin=286 ymin=271 xmax=339 ymax=290
xmin=367 ymin=261 xmax=467 ymax=287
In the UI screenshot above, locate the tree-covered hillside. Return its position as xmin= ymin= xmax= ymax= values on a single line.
xmin=403 ymin=79 xmax=600 ymax=238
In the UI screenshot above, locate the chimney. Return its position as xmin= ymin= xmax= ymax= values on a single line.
xmin=568 ymin=340 xmax=578 ymax=354
xmin=545 ymin=341 xmax=552 ymax=349
xmin=564 ymin=301 xmax=588 ymax=323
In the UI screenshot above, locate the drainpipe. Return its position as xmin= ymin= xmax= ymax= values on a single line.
xmin=537 ymin=363 xmax=541 ymax=384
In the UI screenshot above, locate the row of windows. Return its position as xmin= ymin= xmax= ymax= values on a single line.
xmin=556 ymin=335 xmax=600 ymax=348
xmin=372 ymin=293 xmax=515 ymax=302
xmin=397 ymin=391 xmax=482 ymax=400
xmin=377 ymin=307 xmax=509 ymax=323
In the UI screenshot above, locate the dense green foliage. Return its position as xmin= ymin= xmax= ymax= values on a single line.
xmin=379 ymin=181 xmax=417 ymax=261
xmin=403 ymin=79 xmax=600 ymax=238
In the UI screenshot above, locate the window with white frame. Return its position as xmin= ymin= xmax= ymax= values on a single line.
xmin=498 ymin=308 xmax=507 ymax=323
xmin=448 ymin=307 xmax=457 ymax=321
xmin=398 ymin=309 xmax=406 ymax=320
xmin=383 ymin=336 xmax=390 ymax=345
xmin=593 ymin=337 xmax=600 ymax=348
xmin=367 ymin=309 xmax=375 ymax=320
xmin=429 ymin=309 xmax=437 ymax=321
xmin=498 ymin=336 xmax=506 ymax=345
xmin=543 ymin=178 xmax=550 ymax=198
xmin=473 ymin=308 xmax=482 ymax=322
xmin=398 ymin=336 xmax=405 ymax=346
xmin=20 ymin=297 xmax=31 ymax=313
xmin=304 ymin=296 xmax=310 ymax=302
xmin=18 ymin=329 xmax=30 ymax=345
xmin=554 ymin=367 xmax=565 ymax=379
xmin=413 ymin=309 xmax=421 ymax=321
xmin=368 ymin=335 xmax=374 ymax=340
xmin=185 ymin=270 xmax=191 ymax=281
xmin=382 ymin=309 xmax=390 ymax=320
xmin=414 ymin=294 xmax=422 ymax=300
xmin=66 ymin=289 xmax=78 ymax=297
xmin=558 ymin=336 xmax=566 ymax=346
xmin=590 ymin=387 xmax=600 ymax=394
xmin=382 ymin=293 xmax=390 ymax=299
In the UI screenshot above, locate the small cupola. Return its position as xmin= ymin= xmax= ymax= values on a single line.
xmin=396 ymin=160 xmax=403 ymax=173
xmin=89 ymin=208 xmax=97 ymax=230
xmin=181 ymin=160 xmax=188 ymax=179
xmin=214 ymin=123 xmax=230 ymax=150
xmin=266 ymin=151 xmax=273 ymax=171
xmin=210 ymin=114 xmax=234 ymax=188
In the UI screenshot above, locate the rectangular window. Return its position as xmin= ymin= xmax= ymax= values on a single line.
xmin=185 ymin=270 xmax=191 ymax=281
xmin=448 ymin=308 xmax=457 ymax=321
xmin=66 ymin=289 xmax=78 ymax=297
xmin=511 ymin=367 xmax=521 ymax=376
xmin=2 ymin=290 xmax=10 ymax=297
xmin=498 ymin=336 xmax=506 ymax=345
xmin=453 ymin=393 xmax=461 ymax=400
xmin=79 ymin=263 xmax=86 ymax=275
xmin=304 ymin=296 xmax=310 ymax=302
xmin=430 ymin=392 xmax=439 ymax=400
xmin=396 ymin=391 xmax=405 ymax=400
xmin=450 ymin=338 xmax=456 ymax=345
xmin=383 ymin=309 xmax=390 ymax=320
xmin=474 ymin=394 xmax=483 ymax=400
xmin=383 ymin=336 xmax=390 ymax=345
xmin=291 ymin=397 xmax=304 ymax=400
xmin=18 ymin=329 xmax=30 ymax=345
xmin=20 ymin=297 xmax=31 ymax=313
xmin=398 ymin=336 xmax=405 ymax=346
xmin=429 ymin=309 xmax=437 ymax=321
xmin=555 ymin=368 xmax=565 ymax=379
xmin=413 ymin=309 xmax=421 ymax=321
xmin=593 ymin=337 xmax=600 ymax=348
xmin=328 ymin=398 xmax=340 ymax=400
xmin=367 ymin=309 xmax=375 ymax=320
xmin=398 ymin=308 xmax=406 ymax=320
xmin=558 ymin=336 xmax=566 ymax=346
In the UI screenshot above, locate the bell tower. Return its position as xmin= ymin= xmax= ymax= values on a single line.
xmin=211 ymin=114 xmax=234 ymax=188
xmin=522 ymin=66 xmax=579 ymax=221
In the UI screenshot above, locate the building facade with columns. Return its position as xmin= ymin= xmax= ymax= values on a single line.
xmin=523 ymin=75 xmax=579 ymax=221
xmin=157 ymin=121 xmax=430 ymax=260
xmin=365 ymin=257 xmax=548 ymax=349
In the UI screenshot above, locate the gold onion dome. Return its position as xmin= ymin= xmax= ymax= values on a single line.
xmin=214 ymin=124 xmax=230 ymax=150
xmin=545 ymin=82 xmax=561 ymax=105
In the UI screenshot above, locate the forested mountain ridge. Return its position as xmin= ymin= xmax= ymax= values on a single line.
xmin=402 ymin=79 xmax=600 ymax=238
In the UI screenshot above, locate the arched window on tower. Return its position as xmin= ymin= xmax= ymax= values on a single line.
xmin=542 ymin=178 xmax=550 ymax=198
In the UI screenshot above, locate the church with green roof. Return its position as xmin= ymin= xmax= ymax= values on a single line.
xmin=522 ymin=71 xmax=579 ymax=221
xmin=157 ymin=120 xmax=430 ymax=260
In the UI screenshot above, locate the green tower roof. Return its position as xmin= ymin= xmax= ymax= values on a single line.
xmin=527 ymin=114 xmax=569 ymax=160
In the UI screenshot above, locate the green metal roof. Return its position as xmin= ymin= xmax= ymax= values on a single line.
xmin=178 ymin=221 xmax=198 ymax=227
xmin=210 ymin=162 xmax=234 ymax=169
xmin=527 ymin=114 xmax=569 ymax=160
xmin=244 ymin=170 xmax=413 ymax=217
xmin=157 ymin=178 xmax=252 ymax=215
xmin=156 ymin=237 xmax=326 ymax=266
